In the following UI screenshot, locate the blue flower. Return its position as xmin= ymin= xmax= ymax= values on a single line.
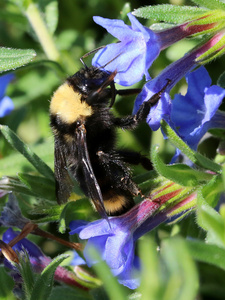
xmin=70 ymin=193 xmax=189 ymax=289
xmin=133 ymin=34 xmax=224 ymax=131
xmin=0 ymin=73 xmax=14 ymax=117
xmin=2 ymin=228 xmax=44 ymax=273
xmin=2 ymin=228 xmax=88 ymax=290
xmin=92 ymin=13 xmax=161 ymax=86
xmin=170 ymin=66 xmax=225 ymax=150
xmin=0 ymin=193 xmax=29 ymax=229
xmin=70 ymin=217 xmax=140 ymax=289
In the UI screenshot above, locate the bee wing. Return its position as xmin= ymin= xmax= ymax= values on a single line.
xmin=76 ymin=124 xmax=108 ymax=220
xmin=54 ymin=138 xmax=74 ymax=204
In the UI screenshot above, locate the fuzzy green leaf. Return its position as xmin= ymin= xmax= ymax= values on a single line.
xmin=18 ymin=173 xmax=55 ymax=201
xmin=58 ymin=200 xmax=93 ymax=233
xmin=187 ymin=239 xmax=225 ymax=271
xmin=217 ymin=70 xmax=225 ymax=88
xmin=200 ymin=175 xmax=223 ymax=207
xmin=133 ymin=5 xmax=208 ymax=23
xmin=191 ymin=0 xmax=225 ymax=10
xmin=0 ymin=140 xmax=54 ymax=177
xmin=138 ymin=237 xmax=160 ymax=299
xmin=48 ymin=286 xmax=91 ymax=300
xmin=161 ymin=120 xmax=222 ymax=174
xmin=0 ymin=125 xmax=54 ymax=180
xmin=40 ymin=0 xmax=59 ymax=34
xmin=197 ymin=190 xmax=225 ymax=247
xmin=151 ymin=145 xmax=213 ymax=186
xmin=18 ymin=252 xmax=37 ymax=300
xmin=0 ymin=176 xmax=40 ymax=197
xmin=161 ymin=237 xmax=199 ymax=300
xmin=30 ymin=254 xmax=69 ymax=300
xmin=0 ymin=267 xmax=14 ymax=300
xmin=0 ymin=47 xmax=36 ymax=73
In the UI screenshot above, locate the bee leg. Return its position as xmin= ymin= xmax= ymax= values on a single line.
xmin=117 ymin=150 xmax=152 ymax=170
xmin=114 ymin=79 xmax=171 ymax=130
xmin=97 ymin=150 xmax=139 ymax=196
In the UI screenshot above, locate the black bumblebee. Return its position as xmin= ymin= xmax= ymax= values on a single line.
xmin=50 ymin=59 xmax=168 ymax=217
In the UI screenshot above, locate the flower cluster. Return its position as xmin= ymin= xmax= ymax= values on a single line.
xmin=68 ymin=9 xmax=225 ymax=289
xmin=1 ymin=4 xmax=225 ymax=295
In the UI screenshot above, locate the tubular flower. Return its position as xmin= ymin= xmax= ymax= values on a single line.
xmin=133 ymin=32 xmax=225 ymax=131
xmin=92 ymin=12 xmax=220 ymax=86
xmin=70 ymin=181 xmax=196 ymax=289
xmin=92 ymin=13 xmax=161 ymax=86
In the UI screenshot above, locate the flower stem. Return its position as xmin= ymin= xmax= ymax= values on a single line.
xmin=25 ymin=3 xmax=60 ymax=61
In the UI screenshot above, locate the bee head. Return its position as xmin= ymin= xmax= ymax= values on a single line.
xmin=67 ymin=67 xmax=116 ymax=107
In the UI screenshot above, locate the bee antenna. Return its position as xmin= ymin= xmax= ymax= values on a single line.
xmin=97 ymin=51 xmax=123 ymax=70
xmin=80 ymin=46 xmax=106 ymax=69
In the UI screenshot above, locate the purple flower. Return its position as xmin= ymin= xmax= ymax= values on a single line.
xmin=170 ymin=66 xmax=225 ymax=150
xmin=2 ymin=228 xmax=90 ymax=290
xmin=0 ymin=193 xmax=30 ymax=229
xmin=92 ymin=13 xmax=161 ymax=86
xmin=2 ymin=228 xmax=44 ymax=273
xmin=0 ymin=73 xmax=14 ymax=117
xmin=70 ymin=184 xmax=196 ymax=289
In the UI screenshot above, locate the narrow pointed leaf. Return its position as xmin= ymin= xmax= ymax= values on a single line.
xmin=18 ymin=173 xmax=55 ymax=201
xmin=161 ymin=120 xmax=222 ymax=173
xmin=197 ymin=190 xmax=225 ymax=247
xmin=151 ymin=145 xmax=213 ymax=186
xmin=30 ymin=254 xmax=69 ymax=300
xmin=187 ymin=239 xmax=225 ymax=271
xmin=0 ymin=125 xmax=54 ymax=180
xmin=161 ymin=238 xmax=199 ymax=300
xmin=0 ymin=47 xmax=36 ymax=73
xmin=48 ymin=286 xmax=91 ymax=300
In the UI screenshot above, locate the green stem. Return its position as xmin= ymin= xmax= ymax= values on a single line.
xmin=25 ymin=3 xmax=60 ymax=61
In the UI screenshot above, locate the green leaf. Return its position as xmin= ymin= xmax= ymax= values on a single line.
xmin=218 ymin=70 xmax=225 ymax=88
xmin=161 ymin=120 xmax=222 ymax=174
xmin=0 ymin=47 xmax=36 ymax=73
xmin=58 ymin=200 xmax=93 ymax=233
xmin=200 ymin=175 xmax=223 ymax=207
xmin=0 ymin=176 xmax=40 ymax=197
xmin=151 ymin=145 xmax=213 ymax=186
xmin=89 ymin=247 xmax=128 ymax=300
xmin=48 ymin=286 xmax=91 ymax=300
xmin=18 ymin=173 xmax=55 ymax=201
xmin=0 ymin=125 xmax=54 ymax=180
xmin=138 ymin=237 xmax=161 ymax=300
xmin=161 ymin=238 xmax=199 ymax=300
xmin=0 ymin=139 xmax=54 ymax=177
xmin=133 ymin=5 xmax=208 ymax=23
xmin=30 ymin=254 xmax=69 ymax=300
xmin=191 ymin=0 xmax=225 ymax=10
xmin=18 ymin=252 xmax=36 ymax=300
xmin=187 ymin=239 xmax=225 ymax=271
xmin=197 ymin=190 xmax=225 ymax=247
xmin=0 ymin=266 xmax=14 ymax=300
xmin=39 ymin=0 xmax=59 ymax=34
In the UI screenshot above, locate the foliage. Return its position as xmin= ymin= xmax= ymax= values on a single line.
xmin=1 ymin=0 xmax=225 ymax=299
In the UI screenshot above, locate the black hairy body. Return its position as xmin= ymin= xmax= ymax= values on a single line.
xmin=50 ymin=66 xmax=166 ymax=217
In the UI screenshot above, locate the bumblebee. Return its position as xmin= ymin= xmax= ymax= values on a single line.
xmin=50 ymin=60 xmax=167 ymax=217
